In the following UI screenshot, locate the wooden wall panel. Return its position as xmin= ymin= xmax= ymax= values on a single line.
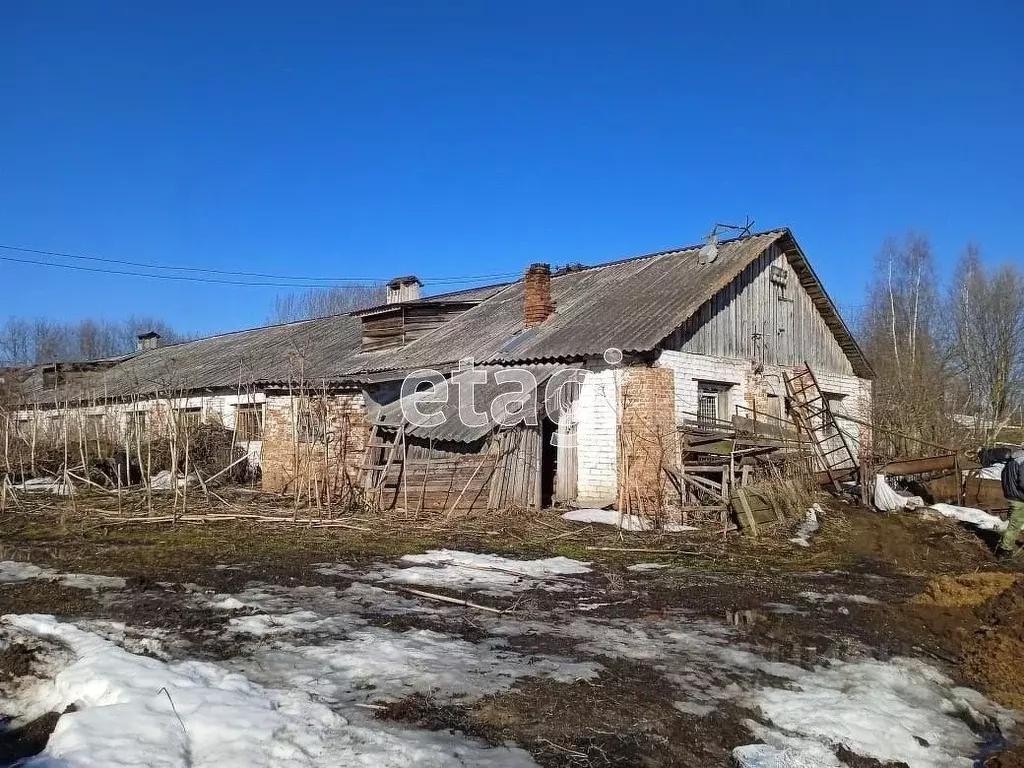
xmin=671 ymin=244 xmax=855 ymax=376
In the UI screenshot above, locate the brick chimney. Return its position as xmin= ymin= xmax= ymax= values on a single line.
xmin=136 ymin=331 xmax=162 ymax=352
xmin=523 ymin=263 xmax=555 ymax=328
xmin=387 ymin=276 xmax=423 ymax=304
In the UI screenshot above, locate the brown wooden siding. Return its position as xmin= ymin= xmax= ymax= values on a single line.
xmin=373 ymin=426 xmax=542 ymax=512
xmin=666 ymin=244 xmax=855 ymax=375
xmin=360 ymin=303 xmax=479 ymax=352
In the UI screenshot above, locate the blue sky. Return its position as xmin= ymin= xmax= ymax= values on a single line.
xmin=2 ymin=1 xmax=1021 ymax=336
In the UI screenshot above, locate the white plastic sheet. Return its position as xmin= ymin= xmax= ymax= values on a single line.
xmin=872 ymin=475 xmax=923 ymax=512
xmin=979 ymin=463 xmax=1004 ymax=481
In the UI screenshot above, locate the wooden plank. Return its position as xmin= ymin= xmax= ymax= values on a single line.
xmin=735 ymin=488 xmax=759 ymax=537
xmin=881 ymin=454 xmax=959 ymax=477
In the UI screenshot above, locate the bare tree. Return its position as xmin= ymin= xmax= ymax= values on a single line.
xmin=268 ymin=285 xmax=385 ymax=323
xmin=859 ymin=232 xmax=956 ymax=454
xmin=949 ymin=246 xmax=1024 ymax=442
xmin=0 ymin=316 xmax=187 ymax=365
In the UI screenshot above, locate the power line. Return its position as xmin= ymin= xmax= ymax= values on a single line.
xmin=0 ymin=252 xmax=519 ymax=289
xmin=0 ymin=243 xmax=522 ymax=286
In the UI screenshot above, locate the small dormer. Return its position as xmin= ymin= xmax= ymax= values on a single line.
xmin=386 ymin=276 xmax=422 ymax=304
xmin=137 ymin=331 xmax=162 ymax=352
xmin=355 ymin=276 xmax=484 ymax=353
xmin=138 ymin=331 xmax=163 ymax=354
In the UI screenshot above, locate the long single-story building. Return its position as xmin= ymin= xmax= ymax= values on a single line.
xmin=1 ymin=228 xmax=873 ymax=519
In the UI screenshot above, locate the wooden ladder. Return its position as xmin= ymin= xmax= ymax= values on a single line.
xmin=359 ymin=412 xmax=406 ymax=508
xmin=784 ymin=363 xmax=859 ymax=492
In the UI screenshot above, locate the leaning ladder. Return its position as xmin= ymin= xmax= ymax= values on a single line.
xmin=784 ymin=362 xmax=859 ymax=493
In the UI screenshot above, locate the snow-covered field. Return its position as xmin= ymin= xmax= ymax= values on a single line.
xmin=0 ymin=552 xmax=1015 ymax=767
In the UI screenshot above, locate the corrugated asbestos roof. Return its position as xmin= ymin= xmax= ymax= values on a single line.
xmin=18 ymin=314 xmax=365 ymax=402
xmin=375 ymin=363 xmax=572 ymax=443
xmin=14 ymin=228 xmax=871 ymax=404
xmin=337 ymin=229 xmax=872 ymax=379
xmin=339 ymin=231 xmax=783 ymax=375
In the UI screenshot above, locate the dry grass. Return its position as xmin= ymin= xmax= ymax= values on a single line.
xmin=911 ymin=572 xmax=1019 ymax=608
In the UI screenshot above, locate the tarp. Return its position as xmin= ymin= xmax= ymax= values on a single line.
xmin=873 ymin=474 xmax=924 ymax=512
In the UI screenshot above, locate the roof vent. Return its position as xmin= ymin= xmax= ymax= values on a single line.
xmin=137 ymin=331 xmax=162 ymax=352
xmin=387 ymin=276 xmax=423 ymax=304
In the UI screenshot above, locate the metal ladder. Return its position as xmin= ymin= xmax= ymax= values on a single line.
xmin=784 ymin=363 xmax=859 ymax=492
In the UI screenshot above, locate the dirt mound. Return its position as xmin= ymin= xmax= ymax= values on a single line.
xmin=912 ymin=573 xmax=1019 ymax=608
xmin=821 ymin=507 xmax=998 ymax=575
xmin=907 ymin=575 xmax=1024 ymax=711
xmin=961 ymin=631 xmax=1024 ymax=710
xmin=978 ymin=580 xmax=1024 ymax=644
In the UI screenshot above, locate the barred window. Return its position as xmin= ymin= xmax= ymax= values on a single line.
xmin=235 ymin=403 xmax=264 ymax=441
xmin=696 ymin=381 xmax=732 ymax=428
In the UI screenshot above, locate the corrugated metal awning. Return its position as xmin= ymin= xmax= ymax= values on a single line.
xmin=376 ymin=363 xmax=580 ymax=443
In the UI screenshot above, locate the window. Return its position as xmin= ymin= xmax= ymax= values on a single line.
xmin=697 ymin=390 xmax=719 ymax=425
xmin=821 ymin=394 xmax=846 ymax=437
xmin=697 ymin=382 xmax=733 ymax=427
xmin=175 ymin=407 xmax=202 ymax=434
xmin=235 ymin=403 xmax=264 ymax=442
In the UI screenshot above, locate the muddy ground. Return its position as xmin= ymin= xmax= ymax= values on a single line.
xmin=0 ymin=495 xmax=1022 ymax=767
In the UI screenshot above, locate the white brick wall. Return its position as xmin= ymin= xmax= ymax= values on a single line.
xmin=575 ymin=367 xmax=621 ymax=506
xmin=656 ymin=350 xmax=750 ymax=424
xmin=656 ymin=349 xmax=872 ymax=448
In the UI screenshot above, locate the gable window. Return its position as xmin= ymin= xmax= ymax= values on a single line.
xmin=235 ymin=403 xmax=264 ymax=442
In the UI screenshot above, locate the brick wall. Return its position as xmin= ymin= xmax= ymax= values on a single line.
xmin=261 ymin=392 xmax=369 ymax=497
xmin=618 ymin=367 xmax=677 ymax=513
xmin=575 ymin=367 xmax=620 ymax=506
xmin=656 ymin=349 xmax=873 ymax=452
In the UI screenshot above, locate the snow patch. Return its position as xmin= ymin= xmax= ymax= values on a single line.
xmin=0 ymin=561 xmax=124 ymax=591
xmin=561 ymin=508 xmax=697 ymax=532
xmin=376 ymin=550 xmax=592 ymax=596
xmin=739 ymin=657 xmax=1009 ymax=767
xmin=227 ymin=626 xmax=601 ymax=707
xmin=626 ymin=563 xmax=669 ymax=572
xmin=797 ymin=591 xmax=880 ymax=606
xmin=0 ymin=561 xmax=54 ymax=583
xmin=789 ymin=505 xmax=822 ymax=548
xmin=2 ymin=614 xmax=538 ymax=767
xmin=928 ymin=503 xmax=1007 ymax=533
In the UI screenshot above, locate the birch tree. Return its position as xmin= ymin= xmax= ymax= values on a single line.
xmin=949 ymin=247 xmax=1024 ymax=442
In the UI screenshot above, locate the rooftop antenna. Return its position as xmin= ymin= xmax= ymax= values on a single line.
xmin=698 ymin=216 xmax=756 ymax=265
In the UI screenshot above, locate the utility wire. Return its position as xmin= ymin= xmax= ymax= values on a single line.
xmin=0 ymin=243 xmax=522 ymax=286
xmin=0 ymin=253 xmax=517 ymax=289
